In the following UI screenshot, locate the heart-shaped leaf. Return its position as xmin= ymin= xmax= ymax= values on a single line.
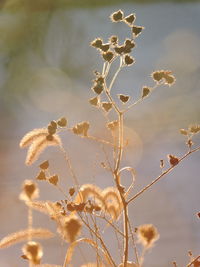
xmin=102 ymin=102 xmax=112 ymax=112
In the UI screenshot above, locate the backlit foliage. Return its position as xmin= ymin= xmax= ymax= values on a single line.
xmin=0 ymin=9 xmax=199 ymax=267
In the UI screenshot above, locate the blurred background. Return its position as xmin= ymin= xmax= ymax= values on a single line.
xmin=0 ymin=0 xmax=199 ymax=266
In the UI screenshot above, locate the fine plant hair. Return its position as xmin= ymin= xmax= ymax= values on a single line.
xmin=1 ymin=9 xmax=200 ymax=267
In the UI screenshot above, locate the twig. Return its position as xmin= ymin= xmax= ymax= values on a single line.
xmin=127 ymin=146 xmax=200 ymax=204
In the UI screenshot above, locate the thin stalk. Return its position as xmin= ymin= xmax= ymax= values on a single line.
xmin=79 ymin=213 xmax=117 ymax=267
xmin=128 ymin=146 xmax=200 ymax=204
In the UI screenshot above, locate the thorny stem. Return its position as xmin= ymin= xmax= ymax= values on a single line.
xmin=127 ymin=146 xmax=200 ymax=204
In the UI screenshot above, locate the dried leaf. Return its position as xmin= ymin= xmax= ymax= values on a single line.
xmin=142 ymin=87 xmax=151 ymax=98
xmin=72 ymin=121 xmax=90 ymax=136
xmin=189 ymin=124 xmax=200 ymax=134
xmin=168 ymin=154 xmax=179 ymax=167
xmin=36 ymin=171 xmax=46 ymax=181
xmin=39 ymin=160 xmax=49 ymax=170
xmin=118 ymin=94 xmax=130 ymax=103
xmin=57 ymin=117 xmax=67 ymax=127
xmin=107 ymin=120 xmax=118 ymax=131
xmin=110 ymin=10 xmax=124 ymax=22
xmin=102 ymin=51 xmax=114 ymax=62
xmin=132 ymin=25 xmax=144 ymax=37
xmin=179 ymin=129 xmax=188 ymax=135
xmin=49 ymin=175 xmax=59 ymax=186
xmin=102 ymin=102 xmax=112 ymax=112
xmin=124 ymin=55 xmax=135 ymax=65
xmin=89 ymin=97 xmax=99 ymax=106
xmin=124 ymin=14 xmax=136 ymax=25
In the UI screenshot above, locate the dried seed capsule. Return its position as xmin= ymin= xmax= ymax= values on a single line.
xmin=124 ymin=55 xmax=135 ymax=65
xmin=168 ymin=154 xmax=179 ymax=167
xmin=124 ymin=13 xmax=136 ymax=25
xmin=47 ymin=125 xmax=56 ymax=135
xmin=118 ymin=94 xmax=130 ymax=103
xmin=69 ymin=187 xmax=75 ymax=196
xmin=46 ymin=134 xmax=53 ymax=141
xmin=39 ymin=160 xmax=49 ymax=170
xmin=57 ymin=117 xmax=67 ymax=127
xmin=110 ymin=10 xmax=124 ymax=22
xmin=92 ymin=83 xmax=103 ymax=95
xmin=114 ymin=45 xmax=125 ymax=55
xmin=36 ymin=170 xmax=46 ymax=181
xmin=90 ymin=38 xmax=103 ymax=48
xmin=89 ymin=97 xmax=99 ymax=106
xmin=102 ymin=51 xmax=114 ymax=62
xmin=109 ymin=35 xmax=118 ymax=45
xmin=142 ymin=87 xmax=151 ymax=98
xmin=132 ymin=25 xmax=144 ymax=37
xmin=48 ymin=175 xmax=59 ymax=186
xmin=100 ymin=43 xmax=110 ymax=52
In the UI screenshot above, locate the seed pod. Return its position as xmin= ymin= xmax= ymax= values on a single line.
xmin=124 ymin=13 xmax=136 ymax=25
xmin=90 ymin=38 xmax=103 ymax=48
xmin=132 ymin=25 xmax=144 ymax=37
xmin=102 ymin=51 xmax=114 ymax=62
xmin=124 ymin=55 xmax=135 ymax=65
xmin=110 ymin=10 xmax=124 ymax=22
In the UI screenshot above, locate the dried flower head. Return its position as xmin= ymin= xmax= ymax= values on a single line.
xmin=22 ymin=241 xmax=43 ymax=264
xmin=19 ymin=180 xmax=39 ymax=202
xmin=58 ymin=215 xmax=82 ymax=243
xmin=110 ymin=10 xmax=124 ymax=22
xmin=137 ymin=224 xmax=159 ymax=248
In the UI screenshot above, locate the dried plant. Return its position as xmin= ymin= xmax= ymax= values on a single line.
xmin=0 ymin=9 xmax=200 ymax=267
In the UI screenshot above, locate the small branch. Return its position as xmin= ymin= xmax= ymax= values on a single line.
xmin=187 ymin=255 xmax=200 ymax=267
xmin=127 ymin=146 xmax=200 ymax=204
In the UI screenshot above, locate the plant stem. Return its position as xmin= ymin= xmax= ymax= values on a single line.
xmin=127 ymin=146 xmax=200 ymax=204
